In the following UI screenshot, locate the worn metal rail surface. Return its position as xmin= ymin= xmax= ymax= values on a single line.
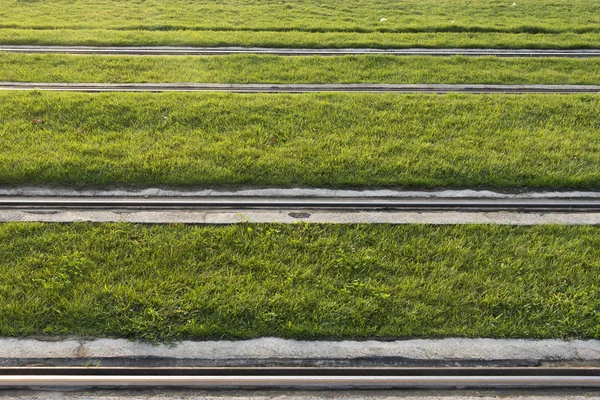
xmin=2 ymin=45 xmax=600 ymax=57
xmin=3 ymin=367 xmax=600 ymax=389
xmin=1 ymin=82 xmax=600 ymax=93
xmin=3 ymin=196 xmax=600 ymax=212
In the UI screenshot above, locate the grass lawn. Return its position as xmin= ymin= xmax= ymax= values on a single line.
xmin=1 ymin=92 xmax=600 ymax=189
xmin=1 ymin=0 xmax=599 ymax=48
xmin=2 ymin=54 xmax=600 ymax=85
xmin=2 ymin=223 xmax=599 ymax=341
xmin=2 ymin=0 xmax=598 ymax=34
xmin=3 ymin=30 xmax=600 ymax=50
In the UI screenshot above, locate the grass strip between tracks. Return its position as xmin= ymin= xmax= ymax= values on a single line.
xmin=3 ymin=54 xmax=600 ymax=85
xmin=2 ymin=92 xmax=600 ymax=189
xmin=2 ymin=222 xmax=600 ymax=341
xmin=3 ymin=29 xmax=600 ymax=50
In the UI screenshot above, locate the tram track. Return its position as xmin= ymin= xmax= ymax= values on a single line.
xmin=2 ymin=43 xmax=599 ymax=394
xmin=3 ymin=367 xmax=600 ymax=389
xmin=3 ymin=196 xmax=600 ymax=212
xmin=2 ymin=45 xmax=600 ymax=57
xmin=1 ymin=82 xmax=599 ymax=93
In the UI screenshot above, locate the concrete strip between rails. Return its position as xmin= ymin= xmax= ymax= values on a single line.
xmin=2 ymin=45 xmax=600 ymax=57
xmin=1 ymin=82 xmax=599 ymax=93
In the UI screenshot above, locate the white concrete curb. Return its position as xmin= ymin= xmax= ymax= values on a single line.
xmin=3 ymin=210 xmax=600 ymax=225
xmin=3 ymin=187 xmax=600 ymax=199
xmin=2 ymin=338 xmax=600 ymax=362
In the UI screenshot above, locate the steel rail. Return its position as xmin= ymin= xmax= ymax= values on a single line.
xmin=4 ymin=375 xmax=600 ymax=389
xmin=2 ymin=45 xmax=600 ymax=57
xmin=1 ymin=82 xmax=600 ymax=93
xmin=3 ymin=197 xmax=600 ymax=212
xmin=3 ymin=367 xmax=600 ymax=389
xmin=4 ymin=366 xmax=600 ymax=376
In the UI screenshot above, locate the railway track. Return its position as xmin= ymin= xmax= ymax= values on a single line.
xmin=2 ymin=82 xmax=600 ymax=93
xmin=2 ymin=45 xmax=600 ymax=57
xmin=3 ymin=367 xmax=600 ymax=389
xmin=3 ymin=196 xmax=600 ymax=212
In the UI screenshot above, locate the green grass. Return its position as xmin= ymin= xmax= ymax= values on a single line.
xmin=2 ymin=0 xmax=598 ymax=34
xmin=2 ymin=92 xmax=600 ymax=189
xmin=3 ymin=29 xmax=600 ymax=49
xmin=1 ymin=0 xmax=599 ymax=48
xmin=2 ymin=223 xmax=600 ymax=341
xmin=3 ymin=54 xmax=600 ymax=85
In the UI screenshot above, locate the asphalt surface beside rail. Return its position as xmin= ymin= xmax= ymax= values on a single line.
xmin=2 ymin=46 xmax=600 ymax=57
xmin=2 ymin=82 xmax=599 ymax=93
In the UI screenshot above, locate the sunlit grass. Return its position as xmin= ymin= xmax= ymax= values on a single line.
xmin=2 ymin=29 xmax=600 ymax=49
xmin=1 ymin=92 xmax=600 ymax=189
xmin=2 ymin=54 xmax=600 ymax=85
xmin=3 ymin=0 xmax=598 ymax=34
xmin=1 ymin=0 xmax=599 ymax=48
xmin=2 ymin=223 xmax=600 ymax=341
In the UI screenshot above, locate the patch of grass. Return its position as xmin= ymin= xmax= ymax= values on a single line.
xmin=2 ymin=54 xmax=600 ymax=85
xmin=0 ymin=0 xmax=599 ymax=48
xmin=1 ymin=223 xmax=600 ymax=341
xmin=1 ymin=0 xmax=598 ymax=34
xmin=2 ymin=29 xmax=600 ymax=49
xmin=2 ymin=92 xmax=600 ymax=189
